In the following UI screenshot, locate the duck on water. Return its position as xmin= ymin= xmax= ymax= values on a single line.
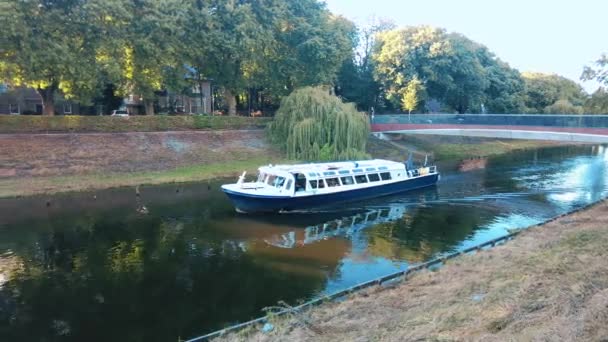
xmin=221 ymin=157 xmax=439 ymax=213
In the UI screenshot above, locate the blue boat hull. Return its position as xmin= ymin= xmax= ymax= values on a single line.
xmin=222 ymin=173 xmax=439 ymax=213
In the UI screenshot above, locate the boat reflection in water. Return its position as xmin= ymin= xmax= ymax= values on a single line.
xmin=264 ymin=205 xmax=407 ymax=249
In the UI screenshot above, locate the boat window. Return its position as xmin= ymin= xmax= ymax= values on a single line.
xmin=257 ymin=173 xmax=266 ymax=182
xmin=380 ymin=172 xmax=392 ymax=181
xmin=266 ymin=175 xmax=277 ymax=185
xmin=378 ymin=209 xmax=389 ymax=218
xmin=294 ymin=173 xmax=306 ymax=192
xmin=355 ymin=175 xmax=368 ymax=183
xmin=368 ymin=173 xmax=380 ymax=182
xmin=308 ymin=172 xmax=317 ymax=177
xmin=273 ymin=176 xmax=285 ymax=188
xmin=340 ymin=176 xmax=354 ymax=185
xmin=285 ymin=179 xmax=293 ymax=190
xmin=323 ymin=171 xmax=336 ymax=176
xmin=326 ymin=178 xmax=340 ymax=187
xmin=309 ymin=180 xmax=318 ymax=189
xmin=339 ymin=170 xmax=350 ymax=175
xmin=354 ymin=215 xmax=365 ymax=224
xmin=366 ymin=167 xmax=376 ymax=171
xmin=378 ymin=166 xmax=389 ymax=171
xmin=318 ymin=179 xmax=325 ymax=188
xmin=352 ymin=168 xmax=363 ymax=173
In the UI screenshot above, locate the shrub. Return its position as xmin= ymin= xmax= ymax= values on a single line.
xmin=0 ymin=115 xmax=271 ymax=133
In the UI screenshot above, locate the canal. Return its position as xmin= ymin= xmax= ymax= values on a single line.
xmin=1 ymin=144 xmax=607 ymax=341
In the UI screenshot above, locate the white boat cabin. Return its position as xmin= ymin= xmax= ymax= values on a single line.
xmin=227 ymin=159 xmax=437 ymax=197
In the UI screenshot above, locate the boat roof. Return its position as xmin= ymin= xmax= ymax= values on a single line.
xmin=259 ymin=159 xmax=404 ymax=177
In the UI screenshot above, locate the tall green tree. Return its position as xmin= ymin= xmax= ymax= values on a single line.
xmin=441 ymin=33 xmax=489 ymax=113
xmin=372 ymin=25 xmax=534 ymax=114
xmin=0 ymin=0 xmax=103 ymax=115
xmin=373 ymin=26 xmax=495 ymax=114
xmin=266 ymin=1 xmax=357 ymax=96
xmin=199 ymin=0 xmax=276 ymax=115
xmin=116 ymin=0 xmax=184 ymax=115
xmin=204 ymin=0 xmax=357 ymax=115
xmin=482 ymin=60 xmax=525 ymax=113
xmin=336 ymin=18 xmax=395 ymax=111
xmin=373 ymin=26 xmax=446 ymax=110
xmin=521 ymin=72 xmax=586 ymax=113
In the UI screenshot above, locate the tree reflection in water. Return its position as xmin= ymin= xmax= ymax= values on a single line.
xmin=0 ymin=206 xmax=325 ymax=342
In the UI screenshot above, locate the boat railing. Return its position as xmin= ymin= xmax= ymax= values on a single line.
xmin=408 ymin=165 xmax=437 ymax=178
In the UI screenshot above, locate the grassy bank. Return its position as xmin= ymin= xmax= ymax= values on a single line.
xmin=219 ymin=200 xmax=608 ymax=341
xmin=1 ymin=132 xmax=582 ymax=198
xmin=0 ymin=157 xmax=289 ymax=198
xmin=0 ymin=115 xmax=271 ymax=133
xmin=0 ymin=129 xmax=287 ymax=198
xmin=372 ymin=134 xmax=572 ymax=161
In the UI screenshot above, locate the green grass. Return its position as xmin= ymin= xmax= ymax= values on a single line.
xmin=0 ymin=157 xmax=291 ymax=198
xmin=381 ymin=135 xmax=567 ymax=161
xmin=432 ymin=140 xmax=555 ymax=160
xmin=0 ymin=115 xmax=271 ymax=133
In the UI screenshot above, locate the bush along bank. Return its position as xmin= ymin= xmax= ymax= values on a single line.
xmin=0 ymin=115 xmax=271 ymax=133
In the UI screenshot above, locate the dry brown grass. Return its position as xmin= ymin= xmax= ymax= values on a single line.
xmin=217 ymin=201 xmax=608 ymax=342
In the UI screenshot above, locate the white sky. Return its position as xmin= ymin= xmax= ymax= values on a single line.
xmin=324 ymin=0 xmax=606 ymax=93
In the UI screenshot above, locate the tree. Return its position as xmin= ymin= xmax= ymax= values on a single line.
xmin=0 ymin=0 xmax=103 ymax=115
xmin=401 ymin=76 xmax=424 ymax=114
xmin=522 ymin=72 xmax=586 ymax=113
xmin=268 ymin=87 xmax=369 ymax=161
xmin=115 ymin=0 xmax=184 ymax=115
xmin=584 ymin=87 xmax=608 ymax=114
xmin=200 ymin=0 xmax=358 ymax=116
xmin=265 ymin=1 xmax=357 ymax=97
xmin=581 ymin=53 xmax=608 ymax=86
xmin=373 ymin=26 xmax=445 ymax=110
xmin=483 ymin=60 xmax=525 ymax=113
xmin=200 ymin=0 xmax=276 ymax=115
xmin=336 ymin=17 xmax=395 ymax=111
xmin=544 ymin=99 xmax=584 ymax=114
xmin=373 ymin=26 xmax=495 ymax=114
xmin=441 ymin=33 xmax=489 ymax=113
xmin=181 ymin=0 xmax=217 ymax=114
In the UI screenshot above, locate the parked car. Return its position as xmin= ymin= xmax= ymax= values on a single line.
xmin=111 ymin=109 xmax=129 ymax=117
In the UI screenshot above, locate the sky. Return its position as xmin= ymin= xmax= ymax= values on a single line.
xmin=324 ymin=0 xmax=606 ymax=93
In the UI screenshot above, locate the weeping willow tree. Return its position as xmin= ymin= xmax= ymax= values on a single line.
xmin=268 ymin=87 xmax=370 ymax=161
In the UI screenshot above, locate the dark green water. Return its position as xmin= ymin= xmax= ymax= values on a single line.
xmin=1 ymin=145 xmax=607 ymax=341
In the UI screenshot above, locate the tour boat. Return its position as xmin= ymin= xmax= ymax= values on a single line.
xmin=221 ymin=158 xmax=439 ymax=213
